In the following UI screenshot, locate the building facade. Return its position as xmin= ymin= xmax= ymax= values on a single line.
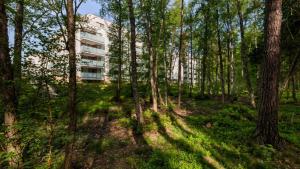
xmin=76 ymin=14 xmax=111 ymax=82
xmin=28 ymin=14 xmax=197 ymax=84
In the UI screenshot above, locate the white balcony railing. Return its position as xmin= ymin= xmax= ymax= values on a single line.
xmin=136 ymin=48 xmax=143 ymax=55
xmin=81 ymin=32 xmax=105 ymax=43
xmin=81 ymin=72 xmax=103 ymax=80
xmin=81 ymin=46 xmax=105 ymax=56
xmin=81 ymin=59 xmax=104 ymax=68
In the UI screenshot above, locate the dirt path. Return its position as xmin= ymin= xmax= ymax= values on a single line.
xmin=76 ymin=110 xmax=150 ymax=169
xmin=74 ymin=99 xmax=300 ymax=169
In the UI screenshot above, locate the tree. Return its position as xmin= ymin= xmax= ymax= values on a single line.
xmin=255 ymin=0 xmax=283 ymax=147
xmin=200 ymin=2 xmax=209 ymax=97
xmin=225 ymin=1 xmax=235 ymax=97
xmin=128 ymin=0 xmax=143 ymax=126
xmin=13 ymin=0 xmax=25 ymax=98
xmin=105 ymin=0 xmax=126 ymax=102
xmin=143 ymin=0 xmax=158 ymax=112
xmin=280 ymin=0 xmax=300 ymax=102
xmin=188 ymin=9 xmax=194 ymax=97
xmin=116 ymin=0 xmax=123 ymax=103
xmin=216 ymin=9 xmax=225 ymax=103
xmin=0 ymin=0 xmax=22 ymax=167
xmin=64 ymin=0 xmax=77 ymax=168
xmin=237 ymin=0 xmax=256 ymax=107
xmin=177 ymin=0 xmax=184 ymax=108
xmin=162 ymin=0 xmax=168 ymax=106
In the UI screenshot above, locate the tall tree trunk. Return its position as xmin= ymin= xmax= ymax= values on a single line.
xmin=226 ymin=32 xmax=231 ymax=96
xmin=0 ymin=1 xmax=22 ymax=168
xmin=128 ymin=0 xmax=143 ymax=125
xmin=217 ymin=9 xmax=225 ymax=103
xmin=201 ymin=7 xmax=208 ymax=97
xmin=189 ymin=13 xmax=193 ymax=97
xmin=177 ymin=0 xmax=184 ymax=108
xmin=116 ymin=0 xmax=122 ymax=102
xmin=168 ymin=29 xmax=176 ymax=88
xmin=255 ymin=0 xmax=282 ymax=148
xmin=197 ymin=45 xmax=201 ymax=92
xmin=145 ymin=5 xmax=158 ymax=112
xmin=292 ymin=75 xmax=297 ymax=103
xmin=214 ymin=56 xmax=219 ymax=96
xmin=162 ymin=0 xmax=168 ymax=106
xmin=226 ymin=1 xmax=234 ymax=97
xmin=280 ymin=52 xmax=299 ymax=96
xmin=237 ymin=0 xmax=256 ymax=107
xmin=13 ymin=0 xmax=24 ymax=99
xmin=64 ymin=0 xmax=77 ymax=168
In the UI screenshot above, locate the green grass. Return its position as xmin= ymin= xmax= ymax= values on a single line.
xmin=130 ymin=100 xmax=300 ymax=169
xmin=71 ymin=84 xmax=300 ymax=169
xmin=279 ymin=104 xmax=300 ymax=147
xmin=1 ymin=83 xmax=299 ymax=169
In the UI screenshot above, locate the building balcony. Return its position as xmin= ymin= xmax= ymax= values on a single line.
xmin=81 ymin=72 xmax=103 ymax=80
xmin=81 ymin=46 xmax=105 ymax=56
xmin=136 ymin=48 xmax=143 ymax=55
xmin=81 ymin=32 xmax=105 ymax=45
xmin=81 ymin=59 xmax=104 ymax=68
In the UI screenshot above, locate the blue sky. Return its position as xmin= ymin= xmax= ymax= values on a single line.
xmin=9 ymin=0 xmax=187 ymax=45
xmin=78 ymin=0 xmax=101 ymax=16
xmin=9 ymin=0 xmax=101 ymax=45
xmin=77 ymin=0 xmax=189 ymax=16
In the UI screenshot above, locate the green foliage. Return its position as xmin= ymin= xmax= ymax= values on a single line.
xmin=1 ymin=81 xmax=298 ymax=168
xmin=1 ymin=0 xmax=299 ymax=167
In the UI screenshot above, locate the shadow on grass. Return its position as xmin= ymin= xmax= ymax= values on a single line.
xmin=75 ymin=109 xmax=110 ymax=169
xmin=151 ymin=113 xmax=225 ymax=169
xmin=167 ymin=110 xmax=195 ymax=136
xmin=179 ymin=99 xmax=274 ymax=168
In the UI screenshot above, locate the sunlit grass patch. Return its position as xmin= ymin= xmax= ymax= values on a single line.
xmin=279 ymin=104 xmax=300 ymax=147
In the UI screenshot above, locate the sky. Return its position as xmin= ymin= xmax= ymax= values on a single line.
xmin=9 ymin=0 xmax=101 ymax=45
xmin=77 ymin=0 xmax=101 ymax=16
xmin=9 ymin=0 xmax=187 ymax=45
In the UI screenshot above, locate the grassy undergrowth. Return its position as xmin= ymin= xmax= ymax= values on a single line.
xmin=125 ymin=99 xmax=299 ymax=169
xmin=1 ymin=83 xmax=298 ymax=168
xmin=77 ymin=84 xmax=300 ymax=169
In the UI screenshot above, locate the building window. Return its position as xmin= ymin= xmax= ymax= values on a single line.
xmin=82 ymin=42 xmax=105 ymax=50
xmin=81 ymin=55 xmax=104 ymax=61
xmin=82 ymin=28 xmax=96 ymax=35
xmin=81 ymin=67 xmax=102 ymax=73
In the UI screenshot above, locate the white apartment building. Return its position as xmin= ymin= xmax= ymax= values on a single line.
xmin=28 ymin=14 xmax=143 ymax=82
xmin=77 ymin=14 xmax=144 ymax=82
xmin=76 ymin=14 xmax=111 ymax=82
xmin=171 ymin=55 xmax=199 ymax=84
xmin=28 ymin=14 xmax=196 ymax=83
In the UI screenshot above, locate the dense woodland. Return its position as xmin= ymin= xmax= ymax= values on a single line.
xmin=0 ymin=0 xmax=300 ymax=168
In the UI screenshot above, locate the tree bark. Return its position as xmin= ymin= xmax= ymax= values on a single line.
xmin=144 ymin=3 xmax=158 ymax=112
xmin=189 ymin=12 xmax=193 ymax=97
xmin=177 ymin=0 xmax=184 ymax=108
xmin=280 ymin=52 xmax=299 ymax=96
xmin=226 ymin=1 xmax=234 ymax=97
xmin=162 ymin=0 xmax=168 ymax=106
xmin=116 ymin=0 xmax=122 ymax=102
xmin=64 ymin=0 xmax=77 ymax=168
xmin=255 ymin=0 xmax=283 ymax=148
xmin=13 ymin=0 xmax=24 ymax=98
xmin=292 ymin=75 xmax=297 ymax=103
xmin=217 ymin=9 xmax=225 ymax=103
xmin=0 ymin=1 xmax=22 ymax=168
xmin=237 ymin=0 xmax=256 ymax=107
xmin=201 ymin=6 xmax=208 ymax=97
xmin=128 ymin=0 xmax=143 ymax=125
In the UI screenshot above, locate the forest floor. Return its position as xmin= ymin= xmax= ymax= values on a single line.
xmin=69 ymin=84 xmax=300 ymax=169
